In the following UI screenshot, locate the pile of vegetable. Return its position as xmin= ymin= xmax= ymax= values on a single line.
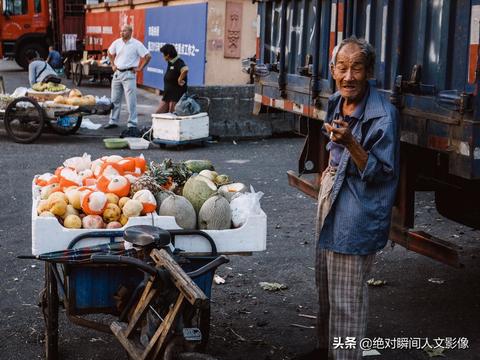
xmin=53 ymin=89 xmax=96 ymax=106
xmin=32 ymin=82 xmax=67 ymax=92
xmin=34 ymin=154 xmax=254 ymax=230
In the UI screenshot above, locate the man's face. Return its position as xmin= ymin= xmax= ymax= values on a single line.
xmin=331 ymin=43 xmax=369 ymax=103
xmin=120 ymin=26 xmax=132 ymax=41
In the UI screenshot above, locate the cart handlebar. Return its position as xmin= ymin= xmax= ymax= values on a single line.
xmin=89 ymin=253 xmax=229 ymax=280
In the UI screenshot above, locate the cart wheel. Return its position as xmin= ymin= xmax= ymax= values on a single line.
xmin=72 ymin=63 xmax=82 ymax=86
xmin=47 ymin=115 xmax=82 ymax=135
xmin=43 ymin=263 xmax=59 ymax=360
xmin=4 ymin=97 xmax=45 ymax=143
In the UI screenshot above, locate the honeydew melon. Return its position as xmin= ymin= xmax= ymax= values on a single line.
xmin=182 ymin=175 xmax=217 ymax=214
xmin=198 ymin=195 xmax=232 ymax=230
xmin=159 ymin=195 xmax=196 ymax=230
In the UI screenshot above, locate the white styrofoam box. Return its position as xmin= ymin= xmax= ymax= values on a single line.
xmin=32 ymin=182 xmax=266 ymax=255
xmin=125 ymin=137 xmax=150 ymax=150
xmin=151 ymin=112 xmax=209 ymax=141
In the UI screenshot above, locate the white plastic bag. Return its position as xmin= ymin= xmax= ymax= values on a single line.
xmin=230 ymin=186 xmax=264 ymax=228
xmin=63 ymin=153 xmax=92 ymax=172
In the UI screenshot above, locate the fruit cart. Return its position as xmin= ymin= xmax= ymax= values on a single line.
xmin=0 ymin=96 xmax=112 ymax=143
xmin=21 ymin=225 xmax=228 ymax=360
xmin=72 ymin=61 xmax=114 ymax=86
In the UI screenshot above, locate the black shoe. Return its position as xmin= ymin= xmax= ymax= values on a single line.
xmin=104 ymin=123 xmax=119 ymax=129
xmin=120 ymin=127 xmax=142 ymax=138
xmin=293 ymin=348 xmax=328 ymax=360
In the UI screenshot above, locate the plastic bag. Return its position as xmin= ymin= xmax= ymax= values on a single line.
xmin=230 ymin=186 xmax=264 ymax=228
xmin=63 ymin=153 xmax=92 ymax=172
xmin=174 ymin=93 xmax=201 ymax=116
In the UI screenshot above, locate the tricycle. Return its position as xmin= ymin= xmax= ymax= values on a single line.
xmin=1 ymin=96 xmax=112 ymax=143
xmin=21 ymin=225 xmax=228 ymax=360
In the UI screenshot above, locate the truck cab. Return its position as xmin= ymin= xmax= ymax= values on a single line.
xmin=0 ymin=0 xmax=49 ymax=68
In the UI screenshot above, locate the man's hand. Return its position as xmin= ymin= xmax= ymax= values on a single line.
xmin=178 ymin=78 xmax=186 ymax=86
xmin=324 ymin=120 xmax=355 ymax=146
xmin=112 ymin=64 xmax=118 ymax=72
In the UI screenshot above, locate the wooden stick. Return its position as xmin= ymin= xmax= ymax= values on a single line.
xmin=151 ymin=249 xmax=208 ymax=308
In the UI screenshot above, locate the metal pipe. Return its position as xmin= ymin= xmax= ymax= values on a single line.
xmin=311 ymin=0 xmax=322 ymax=99
xmin=278 ymin=0 xmax=288 ymax=98
xmin=393 ymin=0 xmax=404 ymax=86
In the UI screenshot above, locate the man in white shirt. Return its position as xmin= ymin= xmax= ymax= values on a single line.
xmin=105 ymin=24 xmax=151 ymax=135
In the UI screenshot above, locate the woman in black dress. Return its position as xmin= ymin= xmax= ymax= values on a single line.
xmin=155 ymin=44 xmax=189 ymax=113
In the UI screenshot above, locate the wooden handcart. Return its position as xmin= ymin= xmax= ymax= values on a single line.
xmin=21 ymin=225 xmax=228 ymax=360
xmin=0 ymin=96 xmax=112 ymax=143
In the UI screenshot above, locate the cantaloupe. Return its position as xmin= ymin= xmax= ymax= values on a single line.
xmin=159 ymin=195 xmax=196 ymax=230
xmin=218 ymin=183 xmax=247 ymax=202
xmin=182 ymin=175 xmax=217 ymax=213
xmin=155 ymin=191 xmax=172 ymax=212
xmin=198 ymin=195 xmax=231 ymax=230
xmin=198 ymin=170 xmax=218 ymax=181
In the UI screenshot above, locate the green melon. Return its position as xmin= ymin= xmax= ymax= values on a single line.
xmin=198 ymin=195 xmax=232 ymax=230
xmin=183 ymin=160 xmax=215 ymax=174
xmin=182 ymin=175 xmax=217 ymax=214
xmin=159 ymin=195 xmax=196 ymax=230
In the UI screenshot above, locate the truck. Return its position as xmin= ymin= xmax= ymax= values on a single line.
xmin=0 ymin=0 xmax=84 ymax=68
xmin=254 ymin=0 xmax=480 ymax=267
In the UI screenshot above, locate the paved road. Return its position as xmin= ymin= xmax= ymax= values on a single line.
xmin=0 ymin=61 xmax=478 ymax=360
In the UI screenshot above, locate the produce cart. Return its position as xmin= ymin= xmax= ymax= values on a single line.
xmin=22 ymin=225 xmax=228 ymax=360
xmin=0 ymin=95 xmax=112 ymax=144
xmin=72 ymin=61 xmax=113 ymax=87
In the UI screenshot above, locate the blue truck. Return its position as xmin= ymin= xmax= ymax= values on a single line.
xmin=254 ymin=0 xmax=480 ymax=267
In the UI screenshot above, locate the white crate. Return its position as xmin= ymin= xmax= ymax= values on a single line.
xmin=151 ymin=112 xmax=209 ymax=141
xmin=32 ymin=183 xmax=266 ymax=255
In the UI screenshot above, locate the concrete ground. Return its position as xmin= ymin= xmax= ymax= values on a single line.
xmin=0 ymin=60 xmax=479 ymax=360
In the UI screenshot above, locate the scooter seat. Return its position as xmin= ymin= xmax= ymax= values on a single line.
xmin=123 ymin=225 xmax=171 ymax=248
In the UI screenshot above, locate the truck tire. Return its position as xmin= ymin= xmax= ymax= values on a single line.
xmin=15 ymin=42 xmax=48 ymax=70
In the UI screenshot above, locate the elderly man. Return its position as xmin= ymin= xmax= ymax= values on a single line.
xmin=105 ymin=24 xmax=151 ymax=137
xmin=298 ymin=37 xmax=400 ymax=360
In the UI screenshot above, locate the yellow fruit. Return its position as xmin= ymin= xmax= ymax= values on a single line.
xmin=103 ymin=203 xmax=121 ymax=222
xmin=69 ymin=89 xmax=82 ymax=98
xmin=37 ymin=199 xmax=50 ymax=215
xmin=61 ymin=204 xmax=79 ymax=219
xmin=41 ymin=183 xmax=60 ymax=200
xmin=64 ymin=214 xmax=82 ymax=229
xmin=106 ymin=193 xmax=119 ymax=205
xmin=49 ymin=199 xmax=67 ymax=216
xmin=119 ymin=214 xmax=128 ymax=226
xmin=118 ymin=197 xmax=130 ymax=209
xmin=65 ymin=188 xmax=82 ymax=210
xmin=48 ymin=192 xmax=68 ymax=208
xmin=122 ymin=199 xmax=143 ymax=218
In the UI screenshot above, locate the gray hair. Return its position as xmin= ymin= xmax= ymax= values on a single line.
xmin=330 ymin=36 xmax=375 ymax=74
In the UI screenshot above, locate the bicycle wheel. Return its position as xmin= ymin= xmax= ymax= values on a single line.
xmin=4 ymin=97 xmax=45 ymax=143
xmin=43 ymin=263 xmax=59 ymax=360
xmin=72 ymin=63 xmax=83 ymax=86
xmin=47 ymin=115 xmax=82 ymax=135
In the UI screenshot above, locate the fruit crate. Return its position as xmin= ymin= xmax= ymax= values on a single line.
xmin=31 ymin=180 xmax=267 ymax=255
